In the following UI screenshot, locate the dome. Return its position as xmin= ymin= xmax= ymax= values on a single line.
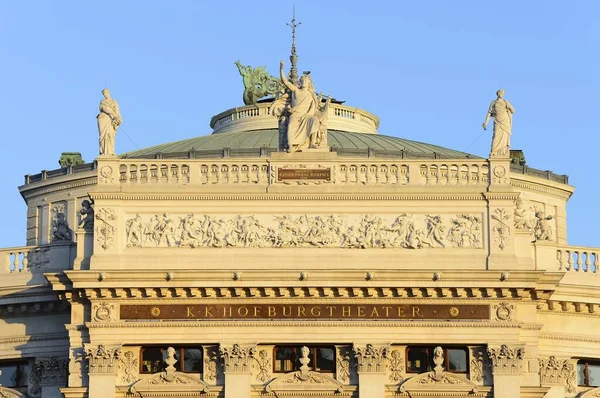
xmin=122 ymin=102 xmax=478 ymax=160
xmin=121 ymin=129 xmax=477 ymax=160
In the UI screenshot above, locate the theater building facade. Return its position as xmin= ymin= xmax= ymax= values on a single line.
xmin=1 ymin=80 xmax=600 ymax=398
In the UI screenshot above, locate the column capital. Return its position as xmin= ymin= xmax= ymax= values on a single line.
xmin=487 ymin=344 xmax=525 ymax=375
xmin=84 ymin=344 xmax=122 ymax=374
xmin=219 ymin=343 xmax=256 ymax=373
xmin=353 ymin=343 xmax=389 ymax=373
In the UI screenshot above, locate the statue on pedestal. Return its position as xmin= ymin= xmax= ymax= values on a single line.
xmin=97 ymin=88 xmax=122 ymax=156
xmin=482 ymin=89 xmax=515 ymax=158
xmin=277 ymin=61 xmax=330 ymax=152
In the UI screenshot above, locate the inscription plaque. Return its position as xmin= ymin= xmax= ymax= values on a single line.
xmin=120 ymin=304 xmax=489 ymax=321
xmin=278 ymin=168 xmax=331 ymax=181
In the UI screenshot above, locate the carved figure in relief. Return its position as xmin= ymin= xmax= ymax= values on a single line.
xmin=279 ymin=61 xmax=330 ymax=152
xmin=482 ymin=89 xmax=515 ymax=158
xmin=425 ymin=215 xmax=446 ymax=248
xmin=79 ymin=199 xmax=95 ymax=230
xmin=447 ymin=214 xmax=481 ymax=248
xmin=125 ymin=215 xmax=143 ymax=247
xmin=534 ymin=210 xmax=554 ymax=241
xmin=513 ymin=198 xmax=536 ymax=230
xmin=97 ymin=88 xmax=122 ymax=156
xmin=52 ymin=212 xmax=72 ymax=242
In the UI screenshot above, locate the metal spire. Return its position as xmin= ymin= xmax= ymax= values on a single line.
xmin=286 ymin=6 xmax=301 ymax=85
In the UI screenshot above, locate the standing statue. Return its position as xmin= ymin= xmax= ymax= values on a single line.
xmin=97 ymin=88 xmax=122 ymax=156
xmin=278 ymin=60 xmax=330 ymax=152
xmin=482 ymin=89 xmax=515 ymax=158
xmin=235 ymin=61 xmax=283 ymax=105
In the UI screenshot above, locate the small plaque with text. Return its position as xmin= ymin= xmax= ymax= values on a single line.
xmin=278 ymin=168 xmax=331 ymax=181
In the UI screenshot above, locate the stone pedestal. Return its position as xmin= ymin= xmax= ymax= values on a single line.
xmin=48 ymin=241 xmax=75 ymax=271
xmin=487 ymin=344 xmax=524 ymax=398
xmin=220 ymin=344 xmax=256 ymax=398
xmin=88 ymin=373 xmax=117 ymax=398
xmin=74 ymin=229 xmax=93 ymax=270
xmin=224 ymin=373 xmax=251 ymax=398
xmin=357 ymin=372 xmax=386 ymax=398
xmin=353 ymin=344 xmax=389 ymax=398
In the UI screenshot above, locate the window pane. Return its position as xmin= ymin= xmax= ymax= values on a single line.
xmin=142 ymin=348 xmax=163 ymax=373
xmin=183 ymin=348 xmax=203 ymax=372
xmin=0 ymin=365 xmax=18 ymax=387
xmin=447 ymin=349 xmax=467 ymax=372
xmin=275 ymin=348 xmax=295 ymax=372
xmin=315 ymin=348 xmax=335 ymax=372
xmin=407 ymin=348 xmax=428 ymax=372
xmin=589 ymin=363 xmax=600 ymax=387
xmin=577 ymin=363 xmax=586 ymax=386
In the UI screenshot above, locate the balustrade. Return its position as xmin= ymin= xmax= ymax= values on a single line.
xmin=119 ymin=162 xmax=190 ymax=184
xmin=556 ymin=246 xmax=599 ymax=273
xmin=0 ymin=246 xmax=50 ymax=274
xmin=338 ymin=163 xmax=409 ymax=185
xmin=419 ymin=162 xmax=489 ymax=186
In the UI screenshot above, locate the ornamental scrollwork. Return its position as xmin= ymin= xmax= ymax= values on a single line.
xmin=388 ymin=350 xmax=404 ymax=383
xmin=124 ymin=213 xmax=484 ymax=249
xmin=254 ymin=350 xmax=272 ymax=383
xmin=93 ymin=302 xmax=116 ymax=322
xmin=95 ymin=208 xmax=116 ymax=250
xmin=119 ymin=350 xmax=139 ymax=385
xmin=336 ymin=346 xmax=352 ymax=384
xmin=491 ymin=208 xmax=511 ymax=250
xmin=494 ymin=302 xmax=514 ymax=322
xmin=539 ymin=356 xmax=576 ymax=394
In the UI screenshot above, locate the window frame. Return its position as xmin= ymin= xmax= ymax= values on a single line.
xmin=405 ymin=346 xmax=469 ymax=374
xmin=0 ymin=360 xmax=30 ymax=388
xmin=139 ymin=346 xmax=203 ymax=374
xmin=272 ymin=345 xmax=336 ymax=374
xmin=578 ymin=359 xmax=600 ymax=387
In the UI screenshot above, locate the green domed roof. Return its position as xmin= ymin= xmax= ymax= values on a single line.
xmin=122 ymin=130 xmax=478 ymax=159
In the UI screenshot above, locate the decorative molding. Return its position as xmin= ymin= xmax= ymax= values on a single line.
xmin=20 ymin=177 xmax=97 ymax=200
xmin=98 ymin=165 xmax=115 ymax=184
xmin=581 ymin=386 xmax=600 ymax=397
xmin=335 ymin=346 xmax=352 ymax=384
xmin=91 ymin=193 xmax=489 ymax=201
xmin=539 ymin=356 xmax=576 ymax=394
xmin=399 ymin=372 xmax=479 ymax=394
xmin=491 ymin=208 xmax=511 ymax=250
xmin=388 ymin=350 xmax=404 ymax=383
xmin=119 ymin=350 xmax=139 ymax=385
xmin=203 ymin=346 xmax=220 ymax=384
xmin=353 ymin=343 xmax=389 ymax=373
xmin=492 ymin=166 xmax=508 ymax=185
xmin=84 ymin=344 xmax=122 ymax=374
xmin=0 ymin=386 xmax=24 ymax=398
xmin=34 ymin=357 xmax=68 ymax=387
xmin=95 ymin=208 xmax=116 ymax=250
xmin=219 ymin=344 xmax=255 ymax=373
xmin=469 ymin=347 xmax=487 ymax=385
xmin=93 ymin=302 xmax=117 ymax=322
xmin=123 ymin=213 xmax=483 ymax=249
xmin=254 ymin=350 xmax=272 ymax=383
xmin=486 ymin=345 xmax=524 ymax=375
xmin=494 ymin=302 xmax=514 ymax=321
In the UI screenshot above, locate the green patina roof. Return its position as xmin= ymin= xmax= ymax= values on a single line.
xmin=121 ymin=130 xmax=478 ymax=159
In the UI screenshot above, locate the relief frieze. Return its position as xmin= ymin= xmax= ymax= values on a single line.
xmin=124 ymin=213 xmax=483 ymax=249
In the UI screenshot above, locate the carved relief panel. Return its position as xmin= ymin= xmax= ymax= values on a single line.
xmin=123 ymin=213 xmax=484 ymax=249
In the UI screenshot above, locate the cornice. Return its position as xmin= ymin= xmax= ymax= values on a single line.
xmin=90 ymin=193 xmax=488 ymax=201
xmin=20 ymin=176 xmax=97 ymax=200
xmin=540 ymin=332 xmax=600 ymax=343
xmin=0 ymin=332 xmax=68 ymax=345
xmin=510 ymin=177 xmax=573 ymax=201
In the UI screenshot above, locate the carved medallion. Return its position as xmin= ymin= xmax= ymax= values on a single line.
xmin=494 ymin=302 xmax=514 ymax=321
xmin=93 ymin=302 xmax=115 ymax=322
xmin=99 ymin=165 xmax=115 ymax=184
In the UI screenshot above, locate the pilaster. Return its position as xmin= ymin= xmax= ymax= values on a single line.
xmin=220 ymin=343 xmax=255 ymax=398
xmin=487 ymin=344 xmax=524 ymax=397
xmin=353 ymin=343 xmax=389 ymax=398
xmin=84 ymin=344 xmax=121 ymax=398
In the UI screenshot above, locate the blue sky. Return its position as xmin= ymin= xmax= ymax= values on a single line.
xmin=0 ymin=1 xmax=598 ymax=247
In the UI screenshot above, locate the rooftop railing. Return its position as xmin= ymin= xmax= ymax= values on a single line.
xmin=556 ymin=245 xmax=599 ymax=273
